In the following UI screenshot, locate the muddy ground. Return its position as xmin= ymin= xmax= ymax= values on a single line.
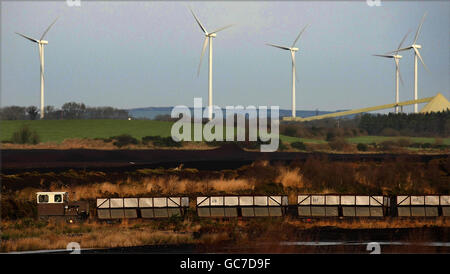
xmin=2 ymin=145 xmax=447 ymax=174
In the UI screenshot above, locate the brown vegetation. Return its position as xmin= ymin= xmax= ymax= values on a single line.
xmin=0 ymin=138 xmax=214 ymax=150
xmin=2 ymin=156 xmax=449 ymax=221
xmin=1 ymin=217 xmax=448 ymax=253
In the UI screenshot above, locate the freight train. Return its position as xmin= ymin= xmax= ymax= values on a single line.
xmin=36 ymin=192 xmax=450 ymax=221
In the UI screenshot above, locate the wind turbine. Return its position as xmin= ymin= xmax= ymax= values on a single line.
xmin=373 ymin=30 xmax=410 ymax=113
xmin=16 ymin=17 xmax=59 ymax=119
xmin=266 ymin=25 xmax=308 ymax=118
xmin=190 ymin=8 xmax=233 ymax=120
xmin=388 ymin=13 xmax=429 ymax=113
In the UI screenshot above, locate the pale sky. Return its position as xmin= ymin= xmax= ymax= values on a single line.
xmin=1 ymin=1 xmax=449 ymax=113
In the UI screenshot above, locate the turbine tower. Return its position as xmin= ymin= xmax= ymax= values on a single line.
xmin=389 ymin=13 xmax=429 ymax=113
xmin=373 ymin=30 xmax=410 ymax=113
xmin=16 ymin=17 xmax=59 ymax=119
xmin=190 ymin=8 xmax=232 ymax=120
xmin=266 ymin=25 xmax=308 ymax=118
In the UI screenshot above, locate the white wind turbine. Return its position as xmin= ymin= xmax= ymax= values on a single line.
xmin=16 ymin=17 xmax=59 ymax=119
xmin=190 ymin=8 xmax=233 ymax=120
xmin=266 ymin=25 xmax=308 ymax=118
xmin=388 ymin=13 xmax=429 ymax=113
xmin=373 ymin=30 xmax=410 ymax=114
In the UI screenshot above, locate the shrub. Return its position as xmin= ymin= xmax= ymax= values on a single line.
xmin=142 ymin=136 xmax=182 ymax=147
xmin=281 ymin=125 xmax=297 ymax=137
xmin=11 ymin=125 xmax=40 ymax=144
xmin=112 ymin=134 xmax=138 ymax=147
xmin=396 ymin=138 xmax=411 ymax=147
xmin=328 ymin=137 xmax=348 ymax=151
xmin=278 ymin=141 xmax=288 ymax=151
xmin=291 ymin=141 xmax=307 ymax=150
xmin=254 ymin=182 xmax=284 ymax=195
xmin=356 ymin=143 xmax=368 ymax=151
xmin=434 ymin=138 xmax=443 ymax=146
xmin=421 ymin=143 xmax=432 ymax=149
xmin=325 ymin=132 xmax=336 ymax=142
xmin=379 ymin=140 xmax=396 ymax=151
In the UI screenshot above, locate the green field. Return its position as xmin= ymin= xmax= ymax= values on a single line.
xmin=278 ymin=135 xmax=326 ymax=144
xmin=0 ymin=120 xmax=300 ymax=144
xmin=1 ymin=120 xmax=448 ymax=145
xmin=0 ymin=120 xmax=173 ymax=143
xmin=346 ymin=136 xmax=450 ymax=145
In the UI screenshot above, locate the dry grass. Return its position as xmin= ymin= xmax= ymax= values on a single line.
xmin=1 ymin=226 xmax=194 ymax=252
xmin=1 ymin=138 xmax=214 ymax=150
xmin=285 ymin=217 xmax=449 ymax=230
xmin=36 ymin=165 xmax=311 ymax=200
xmin=2 ymin=215 xmax=448 ymax=252
xmin=11 ymin=176 xmax=255 ymax=202
xmin=276 ymin=167 xmax=305 ymax=189
xmin=1 ymin=139 xmax=116 ymax=150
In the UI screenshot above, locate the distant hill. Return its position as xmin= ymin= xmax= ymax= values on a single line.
xmin=127 ymin=107 xmax=352 ymax=120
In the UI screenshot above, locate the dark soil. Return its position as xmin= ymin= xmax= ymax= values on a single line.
xmin=1 ymin=147 xmax=447 ymax=174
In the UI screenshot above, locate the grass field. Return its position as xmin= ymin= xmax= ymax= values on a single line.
xmin=0 ymin=119 xmax=309 ymax=144
xmin=1 ymin=120 xmax=448 ymax=145
xmin=278 ymin=135 xmax=326 ymax=144
xmin=0 ymin=120 xmax=173 ymax=143
xmin=346 ymin=136 xmax=450 ymax=145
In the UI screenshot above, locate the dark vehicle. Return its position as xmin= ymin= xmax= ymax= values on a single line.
xmin=36 ymin=192 xmax=89 ymax=222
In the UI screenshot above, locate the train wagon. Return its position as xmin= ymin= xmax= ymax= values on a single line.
xmin=36 ymin=192 xmax=89 ymax=222
xmin=96 ymin=197 xmax=190 ymax=219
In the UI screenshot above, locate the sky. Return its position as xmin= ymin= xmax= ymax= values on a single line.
xmin=1 ymin=1 xmax=449 ymax=113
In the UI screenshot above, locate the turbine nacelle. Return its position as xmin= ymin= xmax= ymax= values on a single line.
xmin=39 ymin=40 xmax=48 ymax=45
xmin=412 ymin=44 xmax=422 ymax=49
xmin=207 ymin=33 xmax=217 ymax=38
xmin=291 ymin=47 xmax=299 ymax=52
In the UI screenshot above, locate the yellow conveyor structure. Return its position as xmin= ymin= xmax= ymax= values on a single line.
xmin=283 ymin=93 xmax=450 ymax=122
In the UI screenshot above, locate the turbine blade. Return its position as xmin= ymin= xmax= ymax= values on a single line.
xmin=40 ymin=16 xmax=59 ymax=40
xmin=265 ymin=43 xmax=291 ymax=51
xmin=292 ymin=24 xmax=309 ymax=48
xmin=190 ymin=8 xmax=208 ymax=34
xmin=414 ymin=48 xmax=429 ymax=72
xmin=386 ymin=47 xmax=411 ymax=54
xmin=396 ymin=29 xmax=411 ymax=53
xmin=15 ymin=32 xmax=39 ymax=43
xmin=413 ymin=12 xmax=427 ymax=45
xmin=396 ymin=59 xmax=404 ymax=86
xmin=373 ymin=54 xmax=393 ymax=58
xmin=39 ymin=45 xmax=45 ymax=81
xmin=210 ymin=24 xmax=233 ymax=34
xmin=197 ymin=37 xmax=208 ymax=77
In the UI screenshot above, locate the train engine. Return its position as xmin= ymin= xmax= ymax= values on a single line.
xmin=36 ymin=192 xmax=89 ymax=222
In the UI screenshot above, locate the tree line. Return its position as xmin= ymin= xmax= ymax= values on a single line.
xmin=358 ymin=111 xmax=450 ymax=137
xmin=280 ymin=111 xmax=450 ymax=138
xmin=0 ymin=102 xmax=129 ymax=120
